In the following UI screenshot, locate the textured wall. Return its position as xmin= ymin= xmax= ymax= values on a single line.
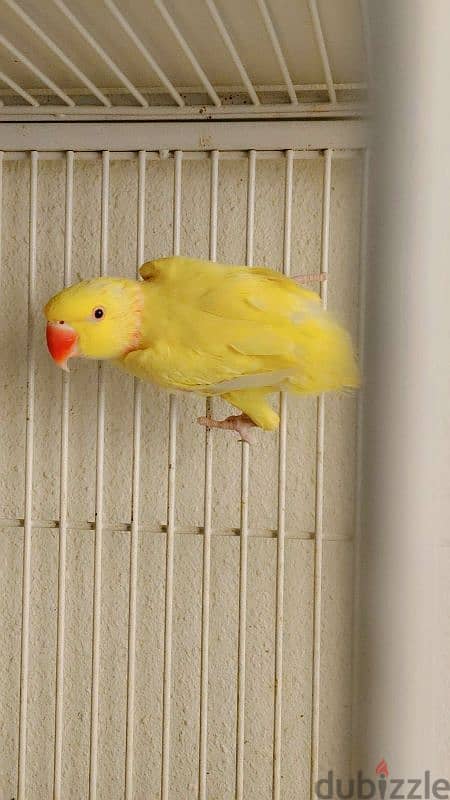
xmin=1 ymin=151 xmax=363 ymax=799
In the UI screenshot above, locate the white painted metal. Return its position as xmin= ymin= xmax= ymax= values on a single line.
xmin=307 ymin=0 xmax=337 ymax=104
xmin=154 ymin=0 xmax=222 ymax=107
xmin=124 ymin=149 xmax=146 ymax=800
xmin=53 ymin=149 xmax=74 ymax=800
xmin=235 ymin=148 xmax=255 ymax=800
xmin=0 ymin=70 xmax=38 ymax=106
xmin=205 ymin=0 xmax=260 ymax=105
xmin=256 ymin=0 xmax=298 ymax=104
xmin=160 ymin=150 xmax=182 ymax=800
xmin=198 ymin=149 xmax=218 ymax=800
xmin=0 ymin=33 xmax=74 ymax=106
xmin=0 ymin=121 xmax=368 ymax=152
xmin=310 ymin=148 xmax=332 ymax=799
xmin=89 ymin=150 xmax=109 ymax=800
xmin=104 ymin=0 xmax=184 ymax=108
xmin=51 ymin=0 xmax=149 ymax=107
xmin=17 ymin=150 xmax=38 ymax=800
xmin=4 ymin=0 xmax=111 ymax=107
xmin=272 ymin=148 xmax=293 ymax=800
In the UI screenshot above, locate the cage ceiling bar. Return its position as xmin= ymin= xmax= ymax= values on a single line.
xmin=0 ymin=70 xmax=37 ymax=106
xmin=255 ymin=0 xmax=298 ymax=104
xmin=51 ymin=0 xmax=148 ymax=107
xmin=310 ymin=148 xmax=332 ymax=798
xmin=0 ymin=33 xmax=74 ymax=106
xmin=307 ymin=0 xmax=337 ymax=104
xmin=17 ymin=150 xmax=38 ymax=800
xmin=4 ymin=0 xmax=111 ymax=107
xmin=124 ymin=149 xmax=146 ymax=800
xmin=153 ymin=0 xmax=222 ymax=107
xmin=89 ymin=150 xmax=110 ymax=800
xmin=160 ymin=149 xmax=182 ymax=800
xmin=104 ymin=0 xmax=184 ymax=108
xmin=205 ymin=0 xmax=260 ymax=106
xmin=53 ymin=149 xmax=74 ymax=800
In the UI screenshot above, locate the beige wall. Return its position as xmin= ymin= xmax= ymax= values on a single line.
xmin=1 ymin=152 xmax=363 ymax=799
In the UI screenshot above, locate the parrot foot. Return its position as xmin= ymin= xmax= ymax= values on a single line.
xmin=197 ymin=413 xmax=256 ymax=444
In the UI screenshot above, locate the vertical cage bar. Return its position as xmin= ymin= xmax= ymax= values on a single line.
xmin=17 ymin=150 xmax=38 ymax=800
xmin=235 ymin=148 xmax=255 ymax=800
xmin=160 ymin=150 xmax=182 ymax=800
xmin=306 ymin=0 xmax=337 ymax=104
xmin=198 ymin=149 xmax=218 ymax=800
xmin=89 ymin=150 xmax=109 ymax=800
xmin=124 ymin=149 xmax=146 ymax=799
xmin=310 ymin=148 xmax=332 ymax=798
xmin=272 ymin=148 xmax=293 ymax=800
xmin=53 ymin=149 xmax=74 ymax=800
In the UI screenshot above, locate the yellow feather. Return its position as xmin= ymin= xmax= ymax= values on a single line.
xmin=44 ymin=256 xmax=359 ymax=430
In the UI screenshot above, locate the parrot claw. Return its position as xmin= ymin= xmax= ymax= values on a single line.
xmin=197 ymin=413 xmax=256 ymax=444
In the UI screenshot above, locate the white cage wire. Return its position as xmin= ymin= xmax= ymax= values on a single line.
xmin=0 ymin=1 xmax=371 ymax=798
xmin=0 ymin=124 xmax=368 ymax=800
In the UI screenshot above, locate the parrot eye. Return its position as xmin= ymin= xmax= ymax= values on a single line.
xmin=93 ymin=307 xmax=104 ymax=320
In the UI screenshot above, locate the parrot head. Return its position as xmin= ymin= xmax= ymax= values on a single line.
xmin=44 ymin=277 xmax=143 ymax=370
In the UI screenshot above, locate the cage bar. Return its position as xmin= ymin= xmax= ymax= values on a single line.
xmin=154 ymin=0 xmax=221 ymax=107
xmin=272 ymin=148 xmax=293 ymax=800
xmin=89 ymin=150 xmax=110 ymax=800
xmin=4 ymin=0 xmax=110 ymax=107
xmin=306 ymin=0 xmax=337 ymax=104
xmin=104 ymin=0 xmax=184 ymax=108
xmin=255 ymin=0 xmax=298 ymax=104
xmin=52 ymin=149 xmax=74 ymax=800
xmin=51 ymin=0 xmax=148 ymax=107
xmin=160 ymin=149 xmax=182 ymax=800
xmin=0 ymin=33 xmax=74 ymax=106
xmin=123 ymin=149 xmax=146 ymax=799
xmin=310 ymin=148 xmax=332 ymax=797
xmin=0 ymin=71 xmax=39 ymax=106
xmin=235 ymin=148 xmax=256 ymax=800
xmin=198 ymin=149 xmax=218 ymax=800
xmin=17 ymin=150 xmax=38 ymax=800
xmin=205 ymin=0 xmax=260 ymax=105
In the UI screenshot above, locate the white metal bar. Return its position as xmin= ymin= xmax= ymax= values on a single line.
xmin=89 ymin=150 xmax=109 ymax=800
xmin=198 ymin=149 xmax=218 ymax=800
xmin=160 ymin=150 xmax=182 ymax=800
xmin=51 ymin=0 xmax=148 ymax=107
xmin=255 ymin=0 xmax=298 ymax=104
xmin=1 ymin=150 xmax=361 ymax=164
xmin=0 ymin=121 xmax=368 ymax=152
xmin=272 ymin=149 xmax=293 ymax=800
xmin=17 ymin=150 xmax=38 ymax=800
xmin=3 ymin=0 xmax=110 ymax=107
xmin=105 ymin=0 xmax=184 ymax=108
xmin=306 ymin=0 xmax=337 ymax=104
xmin=235 ymin=149 xmax=255 ymax=800
xmin=52 ymin=150 xmax=74 ymax=800
xmin=0 ymin=70 xmax=38 ymax=106
xmin=0 ymin=33 xmax=74 ymax=106
xmin=350 ymin=149 xmax=370 ymax=770
xmin=153 ymin=0 xmax=221 ymax=107
xmin=205 ymin=0 xmax=260 ymax=105
xmin=310 ymin=148 xmax=332 ymax=798
xmin=124 ymin=150 xmax=146 ymax=800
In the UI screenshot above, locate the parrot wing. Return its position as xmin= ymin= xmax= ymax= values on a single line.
xmin=130 ymin=256 xmax=332 ymax=393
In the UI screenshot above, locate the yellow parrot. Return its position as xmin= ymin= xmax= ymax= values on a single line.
xmin=44 ymin=256 xmax=359 ymax=442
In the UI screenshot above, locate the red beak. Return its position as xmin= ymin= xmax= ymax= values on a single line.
xmin=46 ymin=322 xmax=79 ymax=371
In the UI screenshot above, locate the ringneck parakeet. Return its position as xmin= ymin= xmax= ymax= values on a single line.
xmin=44 ymin=256 xmax=359 ymax=442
